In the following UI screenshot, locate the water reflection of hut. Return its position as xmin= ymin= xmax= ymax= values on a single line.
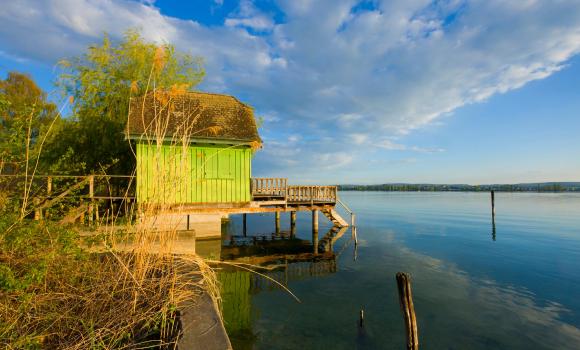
xmin=217 ymin=226 xmax=349 ymax=346
xmin=218 ymin=270 xmax=253 ymax=340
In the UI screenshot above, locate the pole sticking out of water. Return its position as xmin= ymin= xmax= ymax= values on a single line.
xmin=396 ymin=272 xmax=419 ymax=350
xmin=491 ymin=190 xmax=496 ymax=217
xmin=243 ymin=214 xmax=247 ymax=237
xmin=359 ymin=309 xmax=364 ymax=327
xmin=491 ymin=190 xmax=496 ymax=241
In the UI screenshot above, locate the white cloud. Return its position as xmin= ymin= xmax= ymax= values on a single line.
xmin=1 ymin=0 xmax=580 ymax=181
xmin=225 ymin=0 xmax=274 ymax=31
xmin=350 ymin=133 xmax=368 ymax=145
xmin=375 ymin=138 xmax=444 ymax=153
xmin=376 ymin=139 xmax=408 ymax=151
xmin=314 ymin=152 xmax=354 ymax=170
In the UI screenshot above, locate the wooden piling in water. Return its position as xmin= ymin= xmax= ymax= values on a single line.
xmin=359 ymin=309 xmax=364 ymax=327
xmin=243 ymin=214 xmax=247 ymax=236
xmin=312 ymin=209 xmax=319 ymax=233
xmin=275 ymin=211 xmax=281 ymax=233
xmin=290 ymin=211 xmax=297 ymax=236
xmin=396 ymin=272 xmax=419 ymax=350
xmin=491 ymin=190 xmax=495 ymax=217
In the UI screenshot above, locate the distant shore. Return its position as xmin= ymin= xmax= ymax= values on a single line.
xmin=338 ymin=182 xmax=580 ymax=192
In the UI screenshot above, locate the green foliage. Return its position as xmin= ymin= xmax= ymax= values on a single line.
xmin=49 ymin=29 xmax=205 ymax=175
xmin=0 ymin=72 xmax=58 ymax=173
xmin=0 ymin=216 xmax=181 ymax=348
xmin=0 ymin=214 xmax=84 ymax=293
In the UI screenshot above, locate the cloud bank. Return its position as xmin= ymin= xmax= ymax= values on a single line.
xmin=1 ymin=0 xmax=580 ymax=181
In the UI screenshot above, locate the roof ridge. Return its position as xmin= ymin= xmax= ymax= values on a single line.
xmin=141 ymin=90 xmax=253 ymax=110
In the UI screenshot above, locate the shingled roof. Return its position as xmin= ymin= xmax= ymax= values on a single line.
xmin=126 ymin=91 xmax=261 ymax=144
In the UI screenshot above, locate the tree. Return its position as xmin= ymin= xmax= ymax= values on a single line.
xmin=49 ymin=30 xmax=205 ymax=175
xmin=0 ymin=72 xmax=58 ymax=173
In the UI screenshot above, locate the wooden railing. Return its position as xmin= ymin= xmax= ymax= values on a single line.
xmin=0 ymin=174 xmax=136 ymax=200
xmin=0 ymin=174 xmax=136 ymax=222
xmin=250 ymin=178 xmax=337 ymax=204
xmin=251 ymin=177 xmax=288 ymax=198
xmin=287 ymin=186 xmax=337 ymax=204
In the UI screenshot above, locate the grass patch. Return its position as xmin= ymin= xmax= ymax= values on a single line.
xmin=0 ymin=214 xmax=218 ymax=349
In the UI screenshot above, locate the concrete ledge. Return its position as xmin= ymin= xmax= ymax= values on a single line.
xmin=140 ymin=213 xmax=222 ymax=238
xmin=178 ymin=292 xmax=232 ymax=350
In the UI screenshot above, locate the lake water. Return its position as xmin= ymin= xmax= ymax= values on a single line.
xmin=213 ymin=192 xmax=580 ymax=349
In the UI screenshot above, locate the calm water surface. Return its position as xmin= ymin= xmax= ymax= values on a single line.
xmin=213 ymin=192 xmax=580 ymax=349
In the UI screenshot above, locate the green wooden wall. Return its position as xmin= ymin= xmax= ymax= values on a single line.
xmin=136 ymin=142 xmax=252 ymax=204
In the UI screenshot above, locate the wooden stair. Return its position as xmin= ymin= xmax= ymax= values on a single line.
xmin=321 ymin=208 xmax=349 ymax=228
xmin=60 ymin=204 xmax=89 ymax=224
xmin=319 ymin=226 xmax=348 ymax=252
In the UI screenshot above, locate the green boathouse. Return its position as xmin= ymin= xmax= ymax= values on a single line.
xmin=126 ymin=91 xmax=262 ymax=206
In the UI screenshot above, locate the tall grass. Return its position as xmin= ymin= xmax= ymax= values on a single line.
xmin=0 ymin=57 xmax=222 ymax=349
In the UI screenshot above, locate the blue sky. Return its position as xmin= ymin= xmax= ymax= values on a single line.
xmin=1 ymin=0 xmax=579 ymax=184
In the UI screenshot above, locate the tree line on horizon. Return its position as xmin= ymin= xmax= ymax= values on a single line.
xmin=338 ymin=182 xmax=580 ymax=192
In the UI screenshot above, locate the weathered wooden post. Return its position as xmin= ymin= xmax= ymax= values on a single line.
xmin=312 ymin=209 xmax=319 ymax=232
xmin=47 ymin=176 xmax=52 ymax=197
xmin=396 ymin=272 xmax=419 ymax=350
xmin=88 ymin=175 xmax=94 ymax=224
xmin=359 ymin=309 xmax=364 ymax=327
xmin=243 ymin=213 xmax=247 ymax=236
xmin=290 ymin=211 xmax=297 ymax=236
xmin=312 ymin=210 xmax=319 ymax=254
xmin=491 ymin=190 xmax=496 ymax=217
xmin=275 ymin=211 xmax=281 ymax=234
xmin=33 ymin=198 xmax=41 ymax=221
xmin=491 ymin=190 xmax=496 ymax=241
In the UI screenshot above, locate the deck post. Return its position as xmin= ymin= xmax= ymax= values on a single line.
xmin=312 ymin=209 xmax=319 ymax=253
xmin=243 ymin=213 xmax=247 ymax=236
xmin=396 ymin=272 xmax=419 ymax=350
xmin=275 ymin=211 xmax=280 ymax=234
xmin=312 ymin=209 xmax=319 ymax=233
